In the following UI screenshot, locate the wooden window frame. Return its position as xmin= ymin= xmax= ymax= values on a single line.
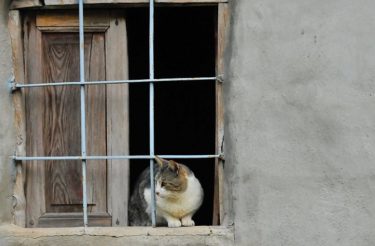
xmin=10 ymin=0 xmax=228 ymax=10
xmin=9 ymin=1 xmax=229 ymax=228
xmin=11 ymin=10 xmax=129 ymax=228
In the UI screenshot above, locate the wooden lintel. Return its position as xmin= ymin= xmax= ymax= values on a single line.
xmin=36 ymin=11 xmax=110 ymax=28
xmin=44 ymin=0 xmax=146 ymax=4
xmin=10 ymin=0 xmax=43 ymax=10
xmin=44 ymin=0 xmax=228 ymax=4
xmin=10 ymin=0 xmax=228 ymax=9
xmin=156 ymin=0 xmax=227 ymax=2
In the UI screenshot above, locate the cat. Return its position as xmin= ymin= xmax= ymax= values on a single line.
xmin=128 ymin=156 xmax=204 ymax=227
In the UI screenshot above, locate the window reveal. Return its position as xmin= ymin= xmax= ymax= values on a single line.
xmin=9 ymin=0 xmax=226 ymax=229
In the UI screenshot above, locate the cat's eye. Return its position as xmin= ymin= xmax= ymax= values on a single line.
xmin=160 ymin=181 xmax=166 ymax=187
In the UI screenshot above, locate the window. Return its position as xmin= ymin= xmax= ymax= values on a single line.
xmin=9 ymin=0 xmax=228 ymax=228
xmin=22 ymin=10 xmax=129 ymax=227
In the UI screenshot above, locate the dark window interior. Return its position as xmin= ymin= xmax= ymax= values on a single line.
xmin=127 ymin=6 xmax=217 ymax=225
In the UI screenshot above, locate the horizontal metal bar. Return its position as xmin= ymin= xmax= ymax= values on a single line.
xmin=11 ymin=154 xmax=221 ymax=161
xmin=14 ymin=77 xmax=217 ymax=89
xmin=155 ymin=155 xmax=221 ymax=159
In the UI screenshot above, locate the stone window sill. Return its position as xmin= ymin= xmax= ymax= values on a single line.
xmin=0 ymin=224 xmax=234 ymax=245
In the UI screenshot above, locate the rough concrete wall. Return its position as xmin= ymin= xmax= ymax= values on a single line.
xmin=0 ymin=0 xmax=15 ymax=225
xmin=225 ymin=0 xmax=375 ymax=245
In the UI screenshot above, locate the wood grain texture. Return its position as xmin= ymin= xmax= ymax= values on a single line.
xmin=42 ymin=33 xmax=84 ymax=212
xmin=86 ymin=33 xmax=107 ymax=213
xmin=106 ymin=11 xmax=130 ymax=226
xmin=25 ymin=12 xmax=115 ymax=227
xmin=25 ymin=14 xmax=46 ymax=228
xmin=44 ymin=0 xmax=145 ymax=4
xmin=8 ymin=10 xmax=27 ymax=227
xmin=36 ymin=12 xmax=109 ymax=28
xmin=10 ymin=0 xmax=42 ymax=9
xmin=38 ymin=213 xmax=111 ymax=227
xmin=44 ymin=0 xmax=227 ymax=5
xmin=156 ymin=0 xmax=227 ymax=2
xmin=10 ymin=0 xmax=226 ymax=8
xmin=213 ymin=3 xmax=228 ymax=226
xmin=42 ymin=33 xmax=108 ymax=214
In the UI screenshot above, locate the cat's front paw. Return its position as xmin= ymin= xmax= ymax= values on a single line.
xmin=167 ymin=219 xmax=182 ymax=228
xmin=181 ymin=217 xmax=195 ymax=227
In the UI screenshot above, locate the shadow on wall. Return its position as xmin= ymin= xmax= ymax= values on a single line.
xmin=3 ymin=0 xmax=11 ymax=22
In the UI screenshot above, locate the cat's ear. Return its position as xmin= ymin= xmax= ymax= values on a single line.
xmin=155 ymin=156 xmax=166 ymax=167
xmin=168 ymin=160 xmax=180 ymax=175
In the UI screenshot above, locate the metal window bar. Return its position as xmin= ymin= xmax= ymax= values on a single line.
xmin=149 ymin=0 xmax=157 ymax=227
xmin=12 ymin=77 xmax=218 ymax=89
xmin=10 ymin=0 xmax=223 ymax=228
xmin=78 ymin=0 xmax=88 ymax=227
xmin=12 ymin=155 xmax=221 ymax=161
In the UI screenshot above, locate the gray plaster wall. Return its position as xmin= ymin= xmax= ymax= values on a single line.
xmin=0 ymin=0 xmax=15 ymax=225
xmin=225 ymin=0 xmax=375 ymax=245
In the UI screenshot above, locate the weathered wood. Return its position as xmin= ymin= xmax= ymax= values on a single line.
xmin=86 ymin=33 xmax=107 ymax=213
xmin=44 ymin=0 xmax=144 ymax=4
xmin=37 ymin=26 xmax=109 ymax=33
xmin=8 ymin=11 xmax=25 ymax=94
xmin=12 ymin=164 xmax=26 ymax=227
xmin=8 ymin=10 xmax=27 ymax=227
xmin=44 ymin=0 xmax=227 ymax=5
xmin=216 ymin=3 xmax=229 ymax=78
xmin=41 ymin=32 xmax=108 ymax=214
xmin=36 ymin=12 xmax=109 ymax=28
xmin=213 ymin=3 xmax=228 ymax=226
xmin=25 ymin=13 xmax=46 ymax=228
xmin=24 ymin=12 xmax=116 ymax=227
xmin=38 ymin=213 xmax=111 ymax=227
xmin=42 ymin=33 xmax=85 ymax=213
xmin=156 ymin=0 xmax=227 ymax=2
xmin=10 ymin=0 xmax=227 ymax=9
xmin=10 ymin=0 xmax=43 ymax=10
xmin=106 ymin=11 xmax=129 ymax=227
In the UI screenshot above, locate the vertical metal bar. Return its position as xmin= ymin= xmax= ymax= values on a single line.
xmin=79 ymin=0 xmax=88 ymax=228
xmin=149 ymin=0 xmax=156 ymax=227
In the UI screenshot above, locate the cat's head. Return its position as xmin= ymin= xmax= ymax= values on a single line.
xmin=154 ymin=156 xmax=189 ymax=199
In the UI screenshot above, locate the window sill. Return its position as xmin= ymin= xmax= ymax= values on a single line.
xmin=0 ymin=224 xmax=234 ymax=245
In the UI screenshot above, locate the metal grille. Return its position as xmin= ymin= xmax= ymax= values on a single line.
xmin=11 ymin=0 xmax=220 ymax=227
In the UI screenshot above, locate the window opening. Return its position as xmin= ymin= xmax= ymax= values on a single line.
xmin=11 ymin=0 xmax=221 ymax=228
xmin=127 ymin=6 xmax=216 ymax=225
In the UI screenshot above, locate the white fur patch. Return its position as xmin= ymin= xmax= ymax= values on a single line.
xmin=143 ymin=174 xmax=203 ymax=224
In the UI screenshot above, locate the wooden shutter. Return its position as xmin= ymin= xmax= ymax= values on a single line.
xmin=24 ymin=10 xmax=129 ymax=227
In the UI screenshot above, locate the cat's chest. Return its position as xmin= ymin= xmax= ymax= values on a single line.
xmin=143 ymin=176 xmax=203 ymax=217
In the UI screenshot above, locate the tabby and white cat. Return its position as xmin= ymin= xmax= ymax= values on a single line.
xmin=129 ymin=156 xmax=203 ymax=227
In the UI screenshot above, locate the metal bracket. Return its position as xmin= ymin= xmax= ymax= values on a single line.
xmin=8 ymin=75 xmax=17 ymax=93
xmin=217 ymin=74 xmax=224 ymax=83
